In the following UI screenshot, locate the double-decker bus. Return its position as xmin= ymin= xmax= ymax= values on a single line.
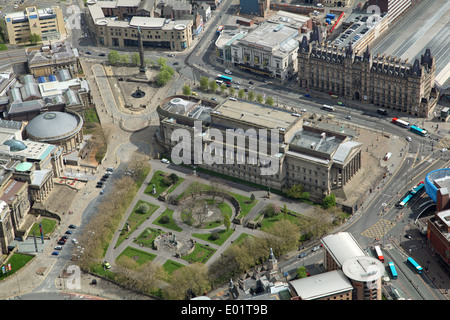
xmin=374 ymin=245 xmax=384 ymax=262
xmin=410 ymin=125 xmax=428 ymax=136
xmin=392 ymin=117 xmax=410 ymax=128
xmin=322 ymin=105 xmax=335 ymax=112
xmin=217 ymin=74 xmax=232 ymax=83
xmin=406 ymin=257 xmax=423 ymax=274
xmin=388 ymin=262 xmax=398 ymax=279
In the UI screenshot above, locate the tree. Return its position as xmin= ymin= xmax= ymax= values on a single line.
xmin=29 ymin=33 xmax=41 ymax=44
xmin=199 ymin=76 xmax=209 ymax=91
xmin=157 ymin=57 xmax=167 ymax=67
xmin=283 ymin=203 xmax=288 ymax=219
xmin=285 ymin=184 xmax=304 ymax=199
xmin=130 ymin=52 xmax=140 ymax=66
xmin=220 ymin=84 xmax=227 ymax=94
xmin=108 ymin=50 xmax=121 ymax=65
xmin=247 ymin=91 xmax=255 ymax=101
xmin=223 ymin=214 xmax=231 ymax=231
xmin=182 ymin=85 xmax=191 ymax=95
xmin=256 ymin=94 xmax=264 ymax=104
xmin=238 ymin=89 xmax=245 ymax=99
xmin=156 ymin=69 xmax=172 ymax=86
xmin=296 ymin=266 xmax=308 ymax=279
xmin=162 ymin=263 xmax=211 ymax=300
xmin=322 ymin=194 xmax=336 ymax=209
xmin=265 ymin=96 xmax=274 ymax=106
xmin=250 ymin=193 xmax=255 ymax=202
xmin=209 ymin=80 xmax=218 ymax=93
xmin=137 ymin=203 xmax=150 ymax=214
xmin=228 ymin=87 xmax=235 ymax=97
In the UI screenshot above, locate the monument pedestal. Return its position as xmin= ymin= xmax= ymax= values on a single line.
xmin=129 ymin=69 xmax=152 ymax=83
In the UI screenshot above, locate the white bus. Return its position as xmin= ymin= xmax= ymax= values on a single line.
xmin=322 ymin=104 xmax=335 ymax=112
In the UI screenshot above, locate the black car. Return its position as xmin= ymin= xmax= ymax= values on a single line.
xmin=86 ymin=51 xmax=92 ymax=55
xmin=69 ymin=224 xmax=77 ymax=229
xmin=57 ymin=240 xmax=65 ymax=245
xmin=99 ymin=53 xmax=105 ymax=56
xmin=249 ymin=81 xmax=254 ymax=85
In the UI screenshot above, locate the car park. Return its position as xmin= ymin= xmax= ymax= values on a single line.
xmin=161 ymin=158 xmax=170 ymax=164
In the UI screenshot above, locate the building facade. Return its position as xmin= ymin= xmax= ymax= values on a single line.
xmin=231 ymin=11 xmax=311 ymax=81
xmin=87 ymin=0 xmax=193 ymax=51
xmin=4 ymin=6 xmax=66 ymax=45
xmin=298 ymin=35 xmax=438 ymax=117
xmin=156 ymin=96 xmax=362 ymax=199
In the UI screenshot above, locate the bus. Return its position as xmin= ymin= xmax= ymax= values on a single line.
xmin=377 ymin=108 xmax=389 ymax=116
xmin=217 ymin=74 xmax=232 ymax=83
xmin=388 ymin=262 xmax=398 ymax=279
xmin=392 ymin=117 xmax=410 ymax=128
xmin=398 ymin=193 xmax=413 ymax=208
xmin=374 ymin=246 xmax=384 ymax=262
xmin=322 ymin=105 xmax=335 ymax=112
xmin=410 ymin=181 xmax=424 ymax=195
xmin=410 ymin=125 xmax=428 ymax=136
xmin=406 ymin=257 xmax=423 ymax=274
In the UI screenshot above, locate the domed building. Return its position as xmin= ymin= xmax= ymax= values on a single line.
xmin=25 ymin=111 xmax=83 ymax=154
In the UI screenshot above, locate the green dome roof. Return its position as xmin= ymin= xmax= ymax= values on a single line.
xmin=4 ymin=139 xmax=27 ymax=152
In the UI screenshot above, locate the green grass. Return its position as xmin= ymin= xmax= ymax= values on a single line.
xmin=144 ymin=171 xmax=184 ymax=197
xmin=0 ymin=44 xmax=7 ymax=51
xmin=0 ymin=253 xmax=34 ymax=280
xmin=29 ymin=218 xmax=57 ymax=238
xmin=116 ymin=200 xmax=159 ymax=247
xmin=231 ymin=192 xmax=258 ymax=218
xmin=192 ymin=228 xmax=234 ymax=246
xmin=134 ymin=227 xmax=164 ymax=248
xmin=163 ymin=259 xmax=185 ymax=275
xmin=181 ymin=243 xmax=216 ymax=264
xmin=84 ymin=108 xmax=100 ymax=123
xmin=260 ymin=210 xmax=310 ymax=231
xmin=117 ymin=247 xmax=156 ymax=265
xmin=153 ymin=208 xmax=183 ymax=232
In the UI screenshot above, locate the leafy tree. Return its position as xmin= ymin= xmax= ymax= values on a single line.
xmin=163 ymin=263 xmax=210 ymax=300
xmin=137 ymin=203 xmax=150 ymax=214
xmin=228 ymin=87 xmax=235 ymax=96
xmin=247 ymin=91 xmax=255 ymax=101
xmin=265 ymin=96 xmax=274 ymax=106
xmin=250 ymin=193 xmax=255 ymax=202
xmin=156 ymin=69 xmax=172 ymax=86
xmin=256 ymin=94 xmax=264 ymax=104
xmin=108 ymin=50 xmax=120 ymax=65
xmin=182 ymin=85 xmax=191 ymax=95
xmin=157 ymin=57 xmax=167 ymax=67
xmin=220 ymin=84 xmax=227 ymax=94
xmin=238 ymin=89 xmax=245 ymax=99
xmin=199 ymin=76 xmax=209 ymax=91
xmin=223 ymin=214 xmax=231 ymax=231
xmin=296 ymin=266 xmax=308 ymax=279
xmin=130 ymin=52 xmax=140 ymax=66
xmin=285 ymin=184 xmax=304 ymax=199
xmin=322 ymin=193 xmax=336 ymax=209
xmin=209 ymin=80 xmax=218 ymax=93
xmin=29 ymin=33 xmax=41 ymax=44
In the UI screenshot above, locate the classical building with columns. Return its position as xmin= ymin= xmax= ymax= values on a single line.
xmin=156 ymin=95 xmax=363 ymax=199
xmin=297 ymin=32 xmax=438 ymax=117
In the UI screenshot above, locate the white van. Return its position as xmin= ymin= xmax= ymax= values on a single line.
xmin=384 ymin=152 xmax=392 ymax=161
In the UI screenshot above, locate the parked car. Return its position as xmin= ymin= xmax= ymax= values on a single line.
xmin=211 ymin=97 xmax=217 ymax=101
xmin=106 ymin=167 xmax=114 ymax=172
xmin=52 ymin=251 xmax=60 ymax=256
xmin=99 ymin=53 xmax=105 ymax=56
xmin=58 ymin=240 xmax=66 ymax=245
xmin=69 ymin=224 xmax=77 ymax=229
xmin=161 ymin=158 xmax=170 ymax=164
xmin=85 ymin=51 xmax=92 ymax=55
xmin=311 ymin=246 xmax=321 ymax=252
xmin=72 ymin=238 xmax=79 ymax=244
xmin=65 ymin=230 xmax=73 ymax=235
xmin=345 ymin=115 xmax=352 ymax=120
xmin=406 ymin=136 xmax=412 ymax=142
xmin=54 ymin=246 xmax=63 ymax=250
xmin=100 ymin=188 xmax=105 ymax=195
xmin=103 ymin=262 xmax=111 ymax=269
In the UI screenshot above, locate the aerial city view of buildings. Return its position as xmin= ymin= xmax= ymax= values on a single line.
xmin=0 ymin=0 xmax=448 ymax=304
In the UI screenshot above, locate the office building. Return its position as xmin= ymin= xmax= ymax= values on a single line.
xmin=4 ymin=6 xmax=66 ymax=45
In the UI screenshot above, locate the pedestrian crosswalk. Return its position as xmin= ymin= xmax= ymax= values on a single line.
xmin=436 ymin=137 xmax=450 ymax=150
xmin=361 ymin=219 xmax=396 ymax=240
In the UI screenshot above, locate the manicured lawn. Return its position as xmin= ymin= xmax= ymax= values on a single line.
xmin=0 ymin=253 xmax=34 ymax=280
xmin=181 ymin=243 xmax=216 ymax=264
xmin=231 ymin=192 xmax=258 ymax=218
xmin=260 ymin=210 xmax=310 ymax=231
xmin=117 ymin=247 xmax=156 ymax=265
xmin=153 ymin=208 xmax=183 ymax=232
xmin=84 ymin=108 xmax=100 ymax=123
xmin=134 ymin=227 xmax=165 ymax=248
xmin=163 ymin=259 xmax=185 ymax=275
xmin=116 ymin=200 xmax=159 ymax=247
xmin=192 ymin=228 xmax=234 ymax=246
xmin=144 ymin=171 xmax=184 ymax=197
xmin=29 ymin=218 xmax=57 ymax=238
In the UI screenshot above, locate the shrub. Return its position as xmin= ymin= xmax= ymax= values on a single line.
xmin=137 ymin=203 xmax=150 ymax=214
xmin=160 ymin=215 xmax=170 ymax=224
xmin=210 ymin=232 xmax=221 ymax=241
